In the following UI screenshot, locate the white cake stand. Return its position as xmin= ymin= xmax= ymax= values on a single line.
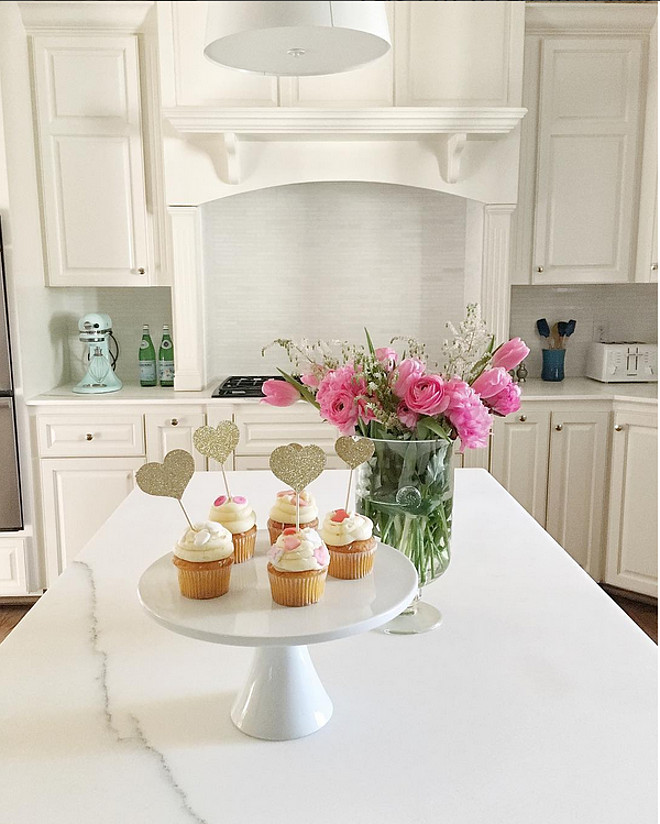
xmin=138 ymin=531 xmax=417 ymax=741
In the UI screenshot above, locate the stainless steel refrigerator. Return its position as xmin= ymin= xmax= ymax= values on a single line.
xmin=0 ymin=219 xmax=23 ymax=530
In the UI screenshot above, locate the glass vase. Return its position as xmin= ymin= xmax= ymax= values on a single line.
xmin=356 ymin=438 xmax=453 ymax=634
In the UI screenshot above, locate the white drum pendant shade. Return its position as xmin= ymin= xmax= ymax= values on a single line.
xmin=203 ymin=1 xmax=391 ymax=76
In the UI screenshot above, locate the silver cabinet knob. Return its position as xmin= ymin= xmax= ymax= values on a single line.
xmin=518 ymin=415 xmax=527 ymax=422
xmin=651 ymin=263 xmax=658 ymax=271
xmin=85 ymin=433 xmax=93 ymax=441
xmin=170 ymin=418 xmax=179 ymax=426
xmin=555 ymin=424 xmax=563 ymax=431
xmin=536 ymin=266 xmax=544 ymax=273
xmin=614 ymin=424 xmax=624 ymax=431
xmin=137 ymin=267 xmax=146 ymax=275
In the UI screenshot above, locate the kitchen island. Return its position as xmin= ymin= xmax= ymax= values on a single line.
xmin=0 ymin=469 xmax=656 ymax=823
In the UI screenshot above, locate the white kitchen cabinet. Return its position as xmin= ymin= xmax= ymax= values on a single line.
xmin=0 ymin=537 xmax=29 ymax=595
xmin=40 ymin=456 xmax=143 ymax=584
xmin=532 ymin=38 xmax=643 ymax=284
xmin=145 ymin=408 xmax=207 ymax=470
xmin=30 ymin=34 xmax=159 ymax=286
xmin=234 ymin=404 xmax=338 ymax=459
xmin=545 ymin=411 xmax=609 ymax=579
xmin=491 ymin=406 xmax=551 ymax=525
xmin=605 ymin=409 xmax=658 ymax=597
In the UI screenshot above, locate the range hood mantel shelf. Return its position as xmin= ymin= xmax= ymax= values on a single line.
xmin=164 ymin=106 xmax=527 ymax=185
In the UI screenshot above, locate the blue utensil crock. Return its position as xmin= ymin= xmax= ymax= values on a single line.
xmin=541 ymin=349 xmax=565 ymax=381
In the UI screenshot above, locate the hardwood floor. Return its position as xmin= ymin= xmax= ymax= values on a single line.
xmin=1 ymin=589 xmax=657 ymax=644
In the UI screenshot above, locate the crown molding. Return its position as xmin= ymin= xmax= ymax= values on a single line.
xmin=18 ymin=1 xmax=154 ymax=33
xmin=525 ymin=2 xmax=657 ymax=35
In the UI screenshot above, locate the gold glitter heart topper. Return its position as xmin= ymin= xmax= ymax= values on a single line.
xmin=269 ymin=443 xmax=326 ymax=493
xmin=334 ymin=436 xmax=375 ymax=469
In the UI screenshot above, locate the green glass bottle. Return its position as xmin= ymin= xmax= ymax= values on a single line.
xmin=158 ymin=324 xmax=175 ymax=387
xmin=139 ymin=324 xmax=157 ymax=387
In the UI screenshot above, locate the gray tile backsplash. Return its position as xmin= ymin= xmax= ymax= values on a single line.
xmin=510 ymin=284 xmax=658 ymax=378
xmin=201 ymin=182 xmax=468 ymax=376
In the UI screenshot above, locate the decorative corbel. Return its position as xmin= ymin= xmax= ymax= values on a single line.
xmin=222 ymin=132 xmax=241 ymax=185
xmin=436 ymin=133 xmax=468 ymax=185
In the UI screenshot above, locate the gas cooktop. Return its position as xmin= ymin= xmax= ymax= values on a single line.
xmin=212 ymin=375 xmax=284 ymax=398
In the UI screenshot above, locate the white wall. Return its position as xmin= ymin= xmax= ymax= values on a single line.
xmin=201 ymin=182 xmax=468 ymax=377
xmin=510 ymin=284 xmax=658 ymax=378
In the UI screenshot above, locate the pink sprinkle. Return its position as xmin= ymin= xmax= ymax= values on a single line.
xmin=283 ymin=536 xmax=301 ymax=551
xmin=232 ymin=495 xmax=247 ymax=505
xmin=214 ymin=496 xmax=227 ymax=507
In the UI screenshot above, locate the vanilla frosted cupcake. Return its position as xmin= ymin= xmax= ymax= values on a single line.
xmin=209 ymin=494 xmax=257 ymax=563
xmin=267 ymin=489 xmax=319 ymax=544
xmin=320 ymin=509 xmax=377 ymax=579
xmin=172 ymin=521 xmax=234 ymax=599
xmin=267 ymin=527 xmax=329 ymax=607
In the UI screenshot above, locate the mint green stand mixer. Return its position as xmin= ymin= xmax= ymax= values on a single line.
xmin=73 ymin=313 xmax=122 ymax=394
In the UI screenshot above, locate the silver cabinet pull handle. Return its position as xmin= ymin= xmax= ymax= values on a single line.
xmin=85 ymin=433 xmax=93 ymax=441
xmin=536 ymin=266 xmax=544 ymax=273
xmin=519 ymin=415 xmax=527 ymax=422
xmin=555 ymin=424 xmax=563 ymax=431
xmin=170 ymin=418 xmax=179 ymax=426
xmin=614 ymin=424 xmax=624 ymax=431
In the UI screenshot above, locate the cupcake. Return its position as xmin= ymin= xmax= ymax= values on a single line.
xmin=267 ymin=527 xmax=329 ymax=607
xmin=267 ymin=489 xmax=319 ymax=544
xmin=172 ymin=521 xmax=234 ymax=599
xmin=209 ymin=494 xmax=257 ymax=563
xmin=320 ymin=509 xmax=378 ymax=579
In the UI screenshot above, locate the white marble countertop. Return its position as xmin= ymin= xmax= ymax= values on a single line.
xmin=26 ymin=377 xmax=657 ymax=406
xmin=1 ymin=469 xmax=656 ymax=823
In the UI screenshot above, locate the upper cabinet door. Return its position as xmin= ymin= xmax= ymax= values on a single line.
xmin=532 ymin=38 xmax=643 ymax=284
xmin=394 ymin=1 xmax=524 ymax=106
xmin=32 ymin=35 xmax=150 ymax=286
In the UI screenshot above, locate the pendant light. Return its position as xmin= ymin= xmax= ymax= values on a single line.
xmin=203 ymin=1 xmax=391 ymax=77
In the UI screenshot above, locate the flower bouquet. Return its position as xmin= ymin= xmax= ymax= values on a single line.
xmin=262 ymin=305 xmax=529 ymax=632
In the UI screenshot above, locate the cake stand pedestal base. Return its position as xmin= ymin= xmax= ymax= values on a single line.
xmin=230 ymin=645 xmax=332 ymax=740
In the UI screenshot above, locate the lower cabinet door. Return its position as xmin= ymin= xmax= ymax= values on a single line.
xmin=145 ymin=409 xmax=207 ymax=470
xmin=491 ymin=407 xmax=551 ymax=525
xmin=0 ymin=537 xmax=29 ymax=595
xmin=605 ymin=410 xmax=658 ymax=597
xmin=40 ymin=457 xmax=144 ymax=584
xmin=546 ymin=411 xmax=609 ymax=578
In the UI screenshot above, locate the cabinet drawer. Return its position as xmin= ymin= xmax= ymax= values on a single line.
xmin=234 ymin=405 xmax=338 ymax=456
xmin=37 ymin=414 xmax=145 ymax=457
xmin=0 ymin=536 xmax=29 ymax=595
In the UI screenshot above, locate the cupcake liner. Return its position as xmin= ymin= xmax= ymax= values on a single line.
xmin=327 ymin=539 xmax=377 ymax=580
xmin=172 ymin=556 xmax=233 ymax=599
xmin=267 ymin=564 xmax=327 ymax=607
xmin=232 ymin=525 xmax=257 ymax=563
xmin=267 ymin=517 xmax=319 ymax=545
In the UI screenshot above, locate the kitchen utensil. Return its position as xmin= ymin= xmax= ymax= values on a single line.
xmin=565 ymin=319 xmax=576 ymax=339
xmin=536 ymin=318 xmax=551 ymax=346
xmin=550 ymin=323 xmax=562 ymax=351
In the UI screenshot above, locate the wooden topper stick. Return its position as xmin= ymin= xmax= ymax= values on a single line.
xmin=178 ymin=498 xmax=195 ymax=531
xmin=296 ymin=492 xmax=300 ymax=532
xmin=220 ymin=463 xmax=231 ymax=500
xmin=345 ymin=469 xmax=353 ymax=514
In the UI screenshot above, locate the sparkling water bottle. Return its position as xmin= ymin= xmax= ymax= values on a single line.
xmin=158 ymin=325 xmax=175 ymax=387
xmin=139 ymin=325 xmax=157 ymax=387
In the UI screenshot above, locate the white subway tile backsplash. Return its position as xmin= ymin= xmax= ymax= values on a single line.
xmin=510 ymin=284 xmax=658 ymax=378
xmin=201 ymin=182 xmax=468 ymax=376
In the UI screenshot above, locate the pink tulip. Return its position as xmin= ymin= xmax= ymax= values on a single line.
xmin=404 ymin=374 xmax=450 ymax=416
xmin=472 ymin=367 xmax=512 ymax=400
xmin=489 ymin=382 xmax=522 ymax=416
xmin=491 ymin=338 xmax=530 ymax=371
xmin=261 ymin=379 xmax=300 ymax=407
xmin=393 ymin=358 xmax=426 ymax=398
xmin=301 ymin=372 xmax=320 ymax=388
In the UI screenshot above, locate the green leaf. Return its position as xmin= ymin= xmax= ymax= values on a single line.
xmin=275 ymin=368 xmax=320 ymax=409
xmin=418 ymin=416 xmax=452 ymax=441
xmin=364 ymin=327 xmax=376 ymax=357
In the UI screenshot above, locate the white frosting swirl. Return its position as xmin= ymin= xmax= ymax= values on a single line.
xmin=268 ymin=527 xmax=329 ymax=572
xmin=269 ymin=490 xmax=318 ymax=524
xmin=320 ymin=511 xmax=374 ymax=546
xmin=209 ymin=496 xmax=256 ymax=534
xmin=174 ymin=521 xmax=234 ymax=563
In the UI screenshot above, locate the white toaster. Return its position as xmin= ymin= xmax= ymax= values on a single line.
xmin=586 ymin=342 xmax=658 ymax=383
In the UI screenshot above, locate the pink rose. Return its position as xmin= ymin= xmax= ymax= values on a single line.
xmin=261 ymin=379 xmax=300 ymax=407
xmin=491 ymin=338 xmax=530 ymax=371
xmin=404 ymin=374 xmax=450 ymax=416
xmin=489 ymin=382 xmax=522 ymax=416
xmin=393 ymin=358 xmax=425 ymax=398
xmin=316 ymin=365 xmax=362 ymax=435
xmin=375 ymin=347 xmax=398 ymax=371
xmin=300 ymin=372 xmax=320 ymax=388
xmin=444 ymin=377 xmax=492 ymax=452
xmin=397 ymin=401 xmax=419 ymax=431
xmin=471 ymin=367 xmax=512 ymax=400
